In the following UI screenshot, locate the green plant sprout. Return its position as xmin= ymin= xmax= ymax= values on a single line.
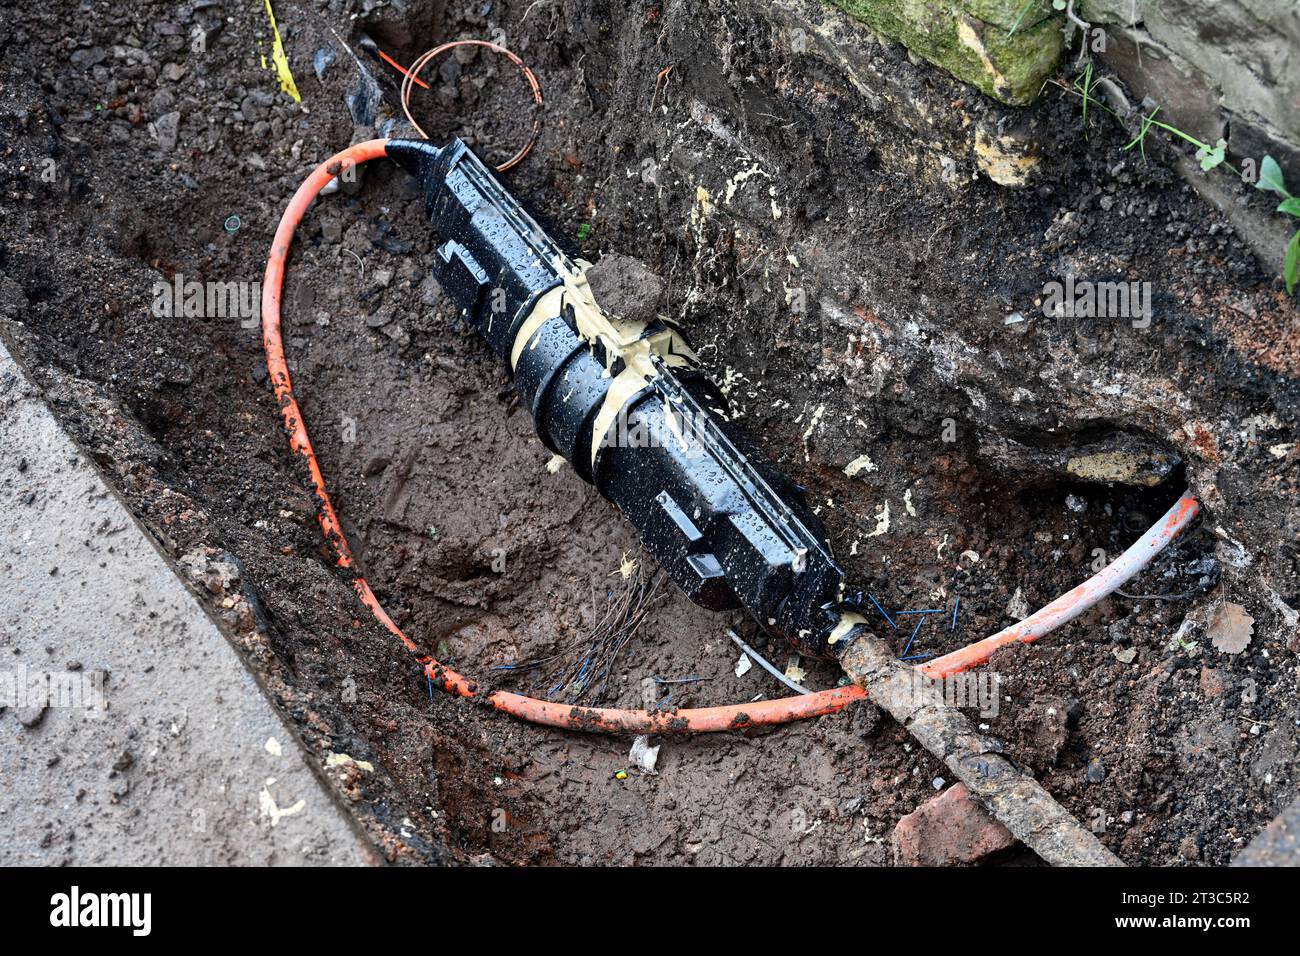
xmin=1076 ymin=61 xmax=1094 ymax=130
xmin=1052 ymin=71 xmax=1296 ymax=292
xmin=1058 ymin=70 xmax=1239 ymax=175
xmin=1123 ymin=107 xmax=1232 ymax=175
xmin=1007 ymin=0 xmax=1043 ymax=37
xmin=1255 ymin=156 xmax=1300 ymax=295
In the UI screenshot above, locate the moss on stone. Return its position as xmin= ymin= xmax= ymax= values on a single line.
xmin=828 ymin=0 xmax=1063 ymax=105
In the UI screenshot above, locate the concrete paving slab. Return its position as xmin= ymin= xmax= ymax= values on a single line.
xmin=1233 ymin=791 xmax=1300 ymax=867
xmin=0 ymin=340 xmax=377 ymax=865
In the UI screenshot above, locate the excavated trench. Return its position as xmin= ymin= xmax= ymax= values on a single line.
xmin=1 ymin=0 xmax=1297 ymax=864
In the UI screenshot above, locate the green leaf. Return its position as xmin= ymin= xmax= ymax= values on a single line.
xmin=1007 ymin=0 xmax=1036 ymax=37
xmin=1197 ymin=138 xmax=1226 ymax=171
xmin=1257 ymin=155 xmax=1291 ymax=198
xmin=1285 ymin=230 xmax=1299 ymax=296
xmin=1277 ymin=197 xmax=1300 ymax=218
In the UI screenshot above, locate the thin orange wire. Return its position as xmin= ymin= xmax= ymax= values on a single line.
xmin=377 ymin=49 xmax=429 ymax=90
xmin=398 ymin=40 xmax=542 ymax=172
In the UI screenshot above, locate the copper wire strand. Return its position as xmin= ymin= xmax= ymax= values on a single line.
xmin=398 ymin=40 xmax=542 ymax=172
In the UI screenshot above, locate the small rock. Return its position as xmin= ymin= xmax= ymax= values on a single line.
xmin=893 ymin=783 xmax=1017 ymax=866
xmin=1086 ymin=756 xmax=1106 ymax=783
xmin=71 ymin=47 xmax=108 ymax=68
xmin=17 ymin=703 xmax=48 ymax=728
xmin=418 ymin=274 xmax=442 ymax=306
xmin=149 ymin=89 xmax=176 ymax=114
xmin=153 ymin=110 xmax=180 ymax=151
xmin=1005 ymin=587 xmax=1030 ymax=621
xmin=1178 ymin=835 xmax=1200 ymax=860
xmin=366 ymin=312 xmax=393 ymax=329
xmin=313 ymin=47 xmax=336 ymax=80
xmin=1112 ymin=646 xmax=1137 ymax=664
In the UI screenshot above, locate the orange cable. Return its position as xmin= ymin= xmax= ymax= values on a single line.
xmin=262 ymin=142 xmax=1201 ymax=735
xmin=262 ymin=140 xmax=861 ymax=732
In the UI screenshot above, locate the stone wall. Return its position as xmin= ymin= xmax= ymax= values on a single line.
xmin=826 ymin=0 xmax=1064 ymax=104
xmin=1081 ymin=0 xmax=1299 ymax=185
xmin=822 ymin=0 xmax=1299 ymax=274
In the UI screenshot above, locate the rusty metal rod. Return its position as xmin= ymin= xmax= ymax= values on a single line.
xmin=838 ymin=635 xmax=1123 ymax=867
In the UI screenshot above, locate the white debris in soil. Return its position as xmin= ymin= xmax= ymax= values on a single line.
xmin=259 ymin=779 xmax=306 ymax=828
xmin=612 ymin=551 xmax=638 ymax=579
xmin=1065 ymin=494 xmax=1087 ymax=513
xmin=325 ymin=752 xmax=374 ymax=773
xmin=1167 ymin=616 xmax=1199 ymax=652
xmin=1212 ymin=526 xmax=1253 ymax=568
xmin=1267 ymin=587 xmax=1299 ymax=630
xmin=784 ymin=658 xmax=807 ymax=683
xmin=959 ymin=549 xmax=980 ymax=565
xmin=866 ymin=500 xmax=891 ymax=537
xmin=735 ymin=652 xmax=753 ymax=677
xmin=723 ymin=161 xmax=766 ymax=203
xmin=545 ymin=454 xmax=566 ymax=474
xmin=629 ymin=736 xmax=660 ymax=775
xmin=718 ymin=365 xmax=744 ymax=397
xmin=690 ymin=185 xmax=714 ymax=231
xmin=843 ymin=454 xmax=877 ymax=477
xmin=904 ymin=488 xmax=917 ymax=517
xmin=800 ymin=403 xmax=826 ymax=455
xmin=1005 ymin=588 xmax=1030 ymax=621
xmin=264 ymin=736 xmax=282 ymax=756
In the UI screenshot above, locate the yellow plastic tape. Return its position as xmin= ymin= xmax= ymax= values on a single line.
xmin=262 ymin=0 xmax=301 ymax=102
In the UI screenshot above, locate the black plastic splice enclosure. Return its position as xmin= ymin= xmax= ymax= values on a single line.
xmin=387 ymin=137 xmax=862 ymax=656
